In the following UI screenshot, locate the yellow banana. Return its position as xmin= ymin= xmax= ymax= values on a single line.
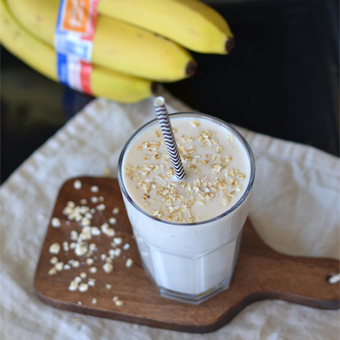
xmin=6 ymin=0 xmax=196 ymax=82
xmin=0 ymin=0 xmax=155 ymax=103
xmin=97 ymin=0 xmax=234 ymax=54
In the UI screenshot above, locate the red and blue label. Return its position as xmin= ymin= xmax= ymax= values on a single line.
xmin=57 ymin=53 xmax=93 ymax=94
xmin=55 ymin=0 xmax=99 ymax=94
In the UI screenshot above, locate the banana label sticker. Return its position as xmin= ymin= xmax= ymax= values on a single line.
xmin=55 ymin=0 xmax=98 ymax=61
xmin=57 ymin=53 xmax=92 ymax=94
xmin=55 ymin=0 xmax=98 ymax=94
xmin=62 ymin=0 xmax=91 ymax=33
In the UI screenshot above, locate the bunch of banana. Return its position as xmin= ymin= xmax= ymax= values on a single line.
xmin=1 ymin=0 xmax=234 ymax=103
xmin=0 ymin=0 xmax=155 ymax=103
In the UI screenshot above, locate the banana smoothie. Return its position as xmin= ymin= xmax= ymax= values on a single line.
xmin=118 ymin=113 xmax=255 ymax=303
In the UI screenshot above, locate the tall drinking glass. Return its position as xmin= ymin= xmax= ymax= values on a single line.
xmin=118 ymin=113 xmax=255 ymax=304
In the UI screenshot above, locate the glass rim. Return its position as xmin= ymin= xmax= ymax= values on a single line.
xmin=118 ymin=112 xmax=256 ymax=226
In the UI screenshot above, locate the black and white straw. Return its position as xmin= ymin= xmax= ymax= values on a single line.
xmin=153 ymin=96 xmax=185 ymax=180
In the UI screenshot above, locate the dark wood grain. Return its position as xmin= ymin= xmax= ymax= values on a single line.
xmin=34 ymin=177 xmax=340 ymax=333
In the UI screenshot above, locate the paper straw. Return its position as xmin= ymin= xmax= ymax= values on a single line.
xmin=153 ymin=96 xmax=186 ymax=180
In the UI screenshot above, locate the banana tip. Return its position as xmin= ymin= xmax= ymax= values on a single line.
xmin=186 ymin=61 xmax=197 ymax=77
xmin=226 ymin=37 xmax=235 ymax=54
xmin=151 ymin=82 xmax=159 ymax=94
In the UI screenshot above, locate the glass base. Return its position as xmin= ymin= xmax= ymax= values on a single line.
xmin=140 ymin=231 xmax=243 ymax=305
xmin=158 ymin=278 xmax=231 ymax=305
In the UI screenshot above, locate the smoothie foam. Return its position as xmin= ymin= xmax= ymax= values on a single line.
xmin=122 ymin=116 xmax=250 ymax=223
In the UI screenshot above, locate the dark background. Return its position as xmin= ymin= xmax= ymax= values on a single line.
xmin=1 ymin=0 xmax=339 ymax=184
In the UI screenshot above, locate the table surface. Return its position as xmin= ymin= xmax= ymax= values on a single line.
xmin=1 ymin=0 xmax=339 ymax=184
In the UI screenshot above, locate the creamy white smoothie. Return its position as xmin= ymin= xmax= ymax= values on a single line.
xmin=118 ymin=113 xmax=255 ymax=304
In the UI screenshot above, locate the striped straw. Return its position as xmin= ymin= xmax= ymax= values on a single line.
xmin=153 ymin=96 xmax=186 ymax=180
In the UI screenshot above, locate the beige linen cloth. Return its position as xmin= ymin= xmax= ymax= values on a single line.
xmin=1 ymin=89 xmax=339 ymax=339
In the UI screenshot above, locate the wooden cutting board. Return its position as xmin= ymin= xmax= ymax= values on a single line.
xmin=34 ymin=177 xmax=339 ymax=333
